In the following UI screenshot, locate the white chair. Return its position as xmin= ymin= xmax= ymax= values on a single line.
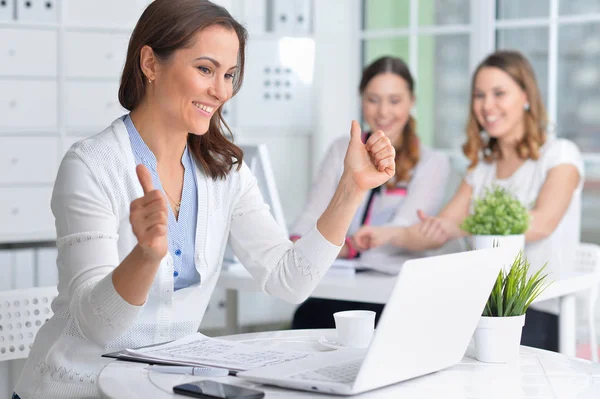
xmin=575 ymin=243 xmax=600 ymax=362
xmin=0 ymin=286 xmax=57 ymax=362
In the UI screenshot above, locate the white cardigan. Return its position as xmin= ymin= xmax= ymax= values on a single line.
xmin=15 ymin=118 xmax=341 ymax=398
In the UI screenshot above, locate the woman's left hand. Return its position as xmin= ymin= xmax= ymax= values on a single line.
xmin=342 ymin=121 xmax=395 ymax=192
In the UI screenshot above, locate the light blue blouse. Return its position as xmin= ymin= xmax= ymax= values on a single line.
xmin=123 ymin=114 xmax=200 ymax=291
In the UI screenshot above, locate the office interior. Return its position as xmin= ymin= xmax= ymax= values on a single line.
xmin=0 ymin=0 xmax=599 ymax=396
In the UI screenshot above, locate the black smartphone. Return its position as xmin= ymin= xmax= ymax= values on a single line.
xmin=173 ymin=380 xmax=265 ymax=399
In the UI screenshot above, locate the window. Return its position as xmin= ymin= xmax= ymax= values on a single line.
xmin=361 ymin=0 xmax=471 ymax=148
xmin=360 ymin=0 xmax=600 ymax=244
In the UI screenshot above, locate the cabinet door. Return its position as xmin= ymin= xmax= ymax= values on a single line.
xmin=16 ymin=0 xmax=58 ymax=23
xmin=0 ymin=28 xmax=57 ymax=77
xmin=64 ymin=32 xmax=129 ymax=78
xmin=62 ymin=0 xmax=149 ymax=29
xmin=199 ymin=287 xmax=227 ymax=331
xmin=65 ymin=81 xmax=125 ymax=131
xmin=0 ymin=250 xmax=12 ymax=290
xmin=0 ymin=137 xmax=59 ymax=184
xmin=0 ymin=0 xmax=15 ymax=22
xmin=0 ymin=80 xmax=57 ymax=130
xmin=36 ymin=247 xmax=59 ymax=287
xmin=0 ymin=187 xmax=54 ymax=242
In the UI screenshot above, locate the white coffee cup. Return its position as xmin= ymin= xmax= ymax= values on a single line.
xmin=333 ymin=310 xmax=375 ymax=348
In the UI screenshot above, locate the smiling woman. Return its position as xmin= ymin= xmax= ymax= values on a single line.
xmin=13 ymin=1 xmax=398 ymax=398
xmin=352 ymin=50 xmax=584 ymax=353
xmin=119 ymin=3 xmax=247 ymax=180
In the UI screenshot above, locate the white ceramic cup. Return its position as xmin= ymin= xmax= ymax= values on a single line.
xmin=333 ymin=310 xmax=376 ymax=348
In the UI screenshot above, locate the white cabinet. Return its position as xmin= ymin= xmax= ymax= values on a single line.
xmin=0 ymin=28 xmax=57 ymax=77
xmin=0 ymin=137 xmax=59 ymax=183
xmin=65 ymin=81 xmax=125 ymax=130
xmin=16 ymin=0 xmax=59 ymax=23
xmin=0 ymin=0 xmax=15 ymax=22
xmin=0 ymin=80 xmax=57 ymax=130
xmin=0 ymin=2 xmax=149 ymax=247
xmin=62 ymin=0 xmax=149 ymax=28
xmin=0 ymin=187 xmax=54 ymax=242
xmin=64 ymin=31 xmax=129 ymax=78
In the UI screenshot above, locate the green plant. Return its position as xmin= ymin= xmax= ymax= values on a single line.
xmin=461 ymin=185 xmax=530 ymax=235
xmin=483 ymin=251 xmax=551 ymax=317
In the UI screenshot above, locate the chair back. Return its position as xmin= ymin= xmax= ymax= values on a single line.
xmin=575 ymin=243 xmax=600 ymax=276
xmin=0 ymin=286 xmax=57 ymax=362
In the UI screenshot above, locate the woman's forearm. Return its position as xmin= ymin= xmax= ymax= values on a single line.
xmin=524 ymin=210 xmax=554 ymax=242
xmin=112 ymin=244 xmax=163 ymax=305
xmin=391 ymin=227 xmax=432 ymax=251
xmin=391 ymin=224 xmax=458 ymax=251
xmin=317 ymin=174 xmax=366 ymax=246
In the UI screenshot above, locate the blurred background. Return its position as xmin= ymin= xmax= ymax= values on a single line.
xmin=0 ymin=0 xmax=599 ymax=395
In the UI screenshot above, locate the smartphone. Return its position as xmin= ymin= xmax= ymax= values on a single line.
xmin=173 ymin=380 xmax=265 ymax=399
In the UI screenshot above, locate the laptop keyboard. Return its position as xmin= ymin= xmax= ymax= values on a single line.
xmin=289 ymin=359 xmax=362 ymax=384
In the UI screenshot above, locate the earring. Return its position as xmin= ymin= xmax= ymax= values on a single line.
xmin=480 ymin=130 xmax=492 ymax=157
xmin=479 ymin=130 xmax=489 ymax=144
xmin=148 ymin=78 xmax=153 ymax=83
xmin=524 ymin=102 xmax=530 ymax=111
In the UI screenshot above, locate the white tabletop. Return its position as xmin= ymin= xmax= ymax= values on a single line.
xmin=218 ymin=264 xmax=596 ymax=305
xmin=99 ymin=329 xmax=600 ymax=398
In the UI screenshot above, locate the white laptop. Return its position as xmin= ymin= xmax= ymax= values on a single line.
xmin=237 ymin=247 xmax=512 ymax=395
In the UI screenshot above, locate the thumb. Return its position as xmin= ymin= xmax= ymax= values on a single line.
xmin=349 ymin=120 xmax=362 ymax=142
xmin=417 ymin=209 xmax=428 ymax=222
xmin=136 ymin=164 xmax=154 ymax=194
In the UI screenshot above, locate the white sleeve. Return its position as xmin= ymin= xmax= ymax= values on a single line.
xmin=290 ymin=139 xmax=346 ymax=236
xmin=387 ymin=150 xmax=452 ymax=227
xmin=52 ymin=152 xmax=143 ymax=346
xmin=544 ymin=139 xmax=585 ymax=188
xmin=228 ymin=163 xmax=341 ymax=304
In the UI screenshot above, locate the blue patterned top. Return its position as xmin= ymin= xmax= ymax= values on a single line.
xmin=123 ymin=114 xmax=200 ymax=291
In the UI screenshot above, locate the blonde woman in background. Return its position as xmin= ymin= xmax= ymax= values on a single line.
xmin=354 ymin=50 xmax=584 ymax=351
xmin=291 ymin=56 xmax=451 ymax=329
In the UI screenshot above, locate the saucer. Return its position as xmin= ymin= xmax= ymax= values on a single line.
xmin=318 ymin=336 xmax=346 ymax=350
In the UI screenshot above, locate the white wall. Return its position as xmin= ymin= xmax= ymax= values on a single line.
xmin=312 ymin=0 xmax=361 ymax=173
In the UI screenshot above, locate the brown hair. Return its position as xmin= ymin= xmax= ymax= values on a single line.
xmin=359 ymin=56 xmax=419 ymax=185
xmin=463 ymin=50 xmax=548 ymax=169
xmin=119 ymin=0 xmax=247 ymax=179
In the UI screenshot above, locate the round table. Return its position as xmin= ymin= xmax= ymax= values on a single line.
xmin=99 ymin=329 xmax=600 ymax=398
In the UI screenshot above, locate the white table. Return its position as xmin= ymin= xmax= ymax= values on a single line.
xmin=99 ymin=329 xmax=600 ymax=398
xmin=217 ymin=265 xmax=597 ymax=357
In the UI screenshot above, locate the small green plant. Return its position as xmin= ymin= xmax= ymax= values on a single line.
xmin=483 ymin=251 xmax=551 ymax=317
xmin=461 ymin=185 xmax=530 ymax=235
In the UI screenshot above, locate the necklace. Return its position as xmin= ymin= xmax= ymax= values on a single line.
xmin=163 ymin=189 xmax=181 ymax=213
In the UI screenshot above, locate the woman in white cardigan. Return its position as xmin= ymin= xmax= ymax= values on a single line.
xmin=290 ymin=56 xmax=450 ymax=329
xmin=14 ymin=1 xmax=396 ymax=398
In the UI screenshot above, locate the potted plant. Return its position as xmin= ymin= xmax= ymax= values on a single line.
xmin=474 ymin=251 xmax=551 ymax=363
xmin=461 ymin=185 xmax=529 ymax=260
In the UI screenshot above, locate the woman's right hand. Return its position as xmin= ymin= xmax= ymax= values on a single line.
xmin=352 ymin=226 xmax=396 ymax=251
xmin=130 ymin=164 xmax=168 ymax=261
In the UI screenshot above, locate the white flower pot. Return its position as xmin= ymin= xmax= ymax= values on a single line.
xmin=471 ymin=234 xmax=525 ymax=270
xmin=474 ymin=315 xmax=525 ymax=363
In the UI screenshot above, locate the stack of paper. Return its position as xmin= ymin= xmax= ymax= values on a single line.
xmin=104 ymin=333 xmax=312 ymax=372
xmin=326 ymin=259 xmax=359 ymax=277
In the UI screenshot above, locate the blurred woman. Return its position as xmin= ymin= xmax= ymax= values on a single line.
xmin=354 ymin=50 xmax=584 ymax=351
xmin=291 ymin=56 xmax=450 ymax=329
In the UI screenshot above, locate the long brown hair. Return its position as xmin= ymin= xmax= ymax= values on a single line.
xmin=119 ymin=0 xmax=247 ymax=179
xmin=463 ymin=50 xmax=548 ymax=169
xmin=359 ymin=56 xmax=419 ymax=185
